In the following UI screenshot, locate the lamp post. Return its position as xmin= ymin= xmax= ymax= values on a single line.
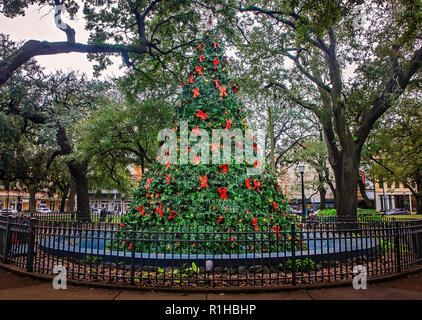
xmin=299 ymin=165 xmax=306 ymax=217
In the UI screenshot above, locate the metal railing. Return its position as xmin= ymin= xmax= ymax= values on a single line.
xmin=0 ymin=214 xmax=421 ymax=289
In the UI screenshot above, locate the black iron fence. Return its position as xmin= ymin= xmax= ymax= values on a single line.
xmin=0 ymin=214 xmax=421 ymax=289
xmin=19 ymin=211 xmax=124 ymax=224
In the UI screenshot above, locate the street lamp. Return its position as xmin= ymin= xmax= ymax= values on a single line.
xmin=299 ymin=164 xmax=306 ymax=217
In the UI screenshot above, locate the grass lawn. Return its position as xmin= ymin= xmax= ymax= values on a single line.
xmin=388 ymin=214 xmax=422 ymax=219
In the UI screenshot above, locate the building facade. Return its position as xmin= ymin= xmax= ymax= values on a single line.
xmin=374 ymin=179 xmax=417 ymax=212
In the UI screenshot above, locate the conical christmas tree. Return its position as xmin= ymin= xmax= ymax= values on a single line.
xmin=120 ymin=32 xmax=297 ymax=254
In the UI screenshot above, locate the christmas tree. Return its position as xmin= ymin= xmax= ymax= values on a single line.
xmin=118 ymin=32 xmax=298 ymax=254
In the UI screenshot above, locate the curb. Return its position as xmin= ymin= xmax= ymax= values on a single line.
xmin=1 ymin=263 xmax=421 ymax=294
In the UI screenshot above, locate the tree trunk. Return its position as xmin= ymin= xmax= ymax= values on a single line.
xmin=358 ymin=174 xmax=373 ymax=209
xmin=318 ymin=173 xmax=326 ymax=209
xmin=331 ymin=147 xmax=361 ymax=218
xmin=68 ymin=160 xmax=90 ymax=221
xmin=67 ymin=183 xmax=76 ymax=212
xmin=29 ymin=188 xmax=36 ymax=212
xmin=59 ymin=184 xmax=70 ymax=213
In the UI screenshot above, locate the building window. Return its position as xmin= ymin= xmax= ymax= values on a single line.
xmin=378 ymin=180 xmax=384 ymax=188
xmin=387 ymin=180 xmax=392 ymax=189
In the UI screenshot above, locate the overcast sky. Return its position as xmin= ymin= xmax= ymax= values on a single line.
xmin=0 ymin=4 xmax=124 ymax=79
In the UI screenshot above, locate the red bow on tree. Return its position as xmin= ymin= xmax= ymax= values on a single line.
xmin=253 ymin=179 xmax=261 ymax=192
xmin=272 ymin=225 xmax=282 ymax=238
xmin=272 ymin=202 xmax=278 ymax=212
xmin=199 ymin=176 xmax=208 ymax=188
xmin=192 ymin=126 xmax=201 ymax=136
xmin=196 ymin=110 xmax=208 ymax=120
xmin=195 ymin=65 xmax=203 ymax=75
xmin=217 ymin=215 xmax=223 ymax=223
xmin=198 ymin=54 xmax=205 ymax=62
xmin=168 ymin=211 xmax=178 ymax=220
xmin=213 ymin=59 xmax=219 ymax=66
xmin=188 ymin=74 xmax=194 ymax=84
xmin=218 ymin=86 xmax=228 ymax=97
xmin=146 ymin=178 xmax=153 ymax=190
xmin=156 ymin=205 xmax=163 ymax=216
xmin=192 ymin=87 xmax=200 ymax=98
xmin=213 ymin=79 xmax=220 ymax=88
xmin=225 ymin=119 xmax=232 ymax=130
xmin=212 ymin=41 xmax=220 ymax=48
xmin=165 ymin=161 xmax=171 ymax=171
xmin=137 ymin=206 xmax=145 ymax=215
xmin=252 ymin=218 xmax=259 ymax=231
xmin=218 ymin=187 xmax=228 ymax=199
xmin=197 ymin=43 xmax=205 ymax=50
xmin=220 ymin=164 xmax=229 ymax=174
xmin=245 ymin=178 xmax=252 ymax=190
xmin=166 ymin=174 xmax=171 ymax=184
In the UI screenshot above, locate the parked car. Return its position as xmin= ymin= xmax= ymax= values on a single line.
xmin=384 ymin=208 xmax=411 ymax=215
xmin=1 ymin=208 xmax=18 ymax=215
xmin=36 ymin=207 xmax=52 ymax=214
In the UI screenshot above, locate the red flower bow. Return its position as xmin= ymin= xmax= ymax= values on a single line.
xmin=192 ymin=87 xmax=200 ymax=98
xmin=253 ymin=179 xmax=261 ymax=192
xmin=156 ymin=205 xmax=163 ymax=216
xmin=168 ymin=211 xmax=178 ymax=220
xmin=137 ymin=206 xmax=146 ymax=215
xmin=220 ymin=164 xmax=229 ymax=175
xmin=166 ymin=174 xmax=171 ymax=184
xmin=188 ymin=74 xmax=194 ymax=84
xmin=196 ymin=110 xmax=208 ymax=120
xmin=218 ymin=86 xmax=228 ymax=97
xmin=225 ymin=119 xmax=232 ymax=130
xmin=198 ymin=54 xmax=205 ymax=62
xmin=165 ymin=161 xmax=171 ymax=171
xmin=192 ymin=126 xmax=201 ymax=136
xmin=146 ymin=178 xmax=153 ymax=190
xmin=272 ymin=202 xmax=278 ymax=212
xmin=217 ymin=215 xmax=223 ymax=223
xmin=197 ymin=43 xmax=205 ymax=50
xmin=252 ymin=218 xmax=259 ymax=231
xmin=195 ymin=65 xmax=203 ymax=75
xmin=213 ymin=79 xmax=220 ymax=88
xmin=218 ymin=187 xmax=228 ymax=199
xmin=272 ymin=225 xmax=282 ymax=238
xmin=199 ymin=176 xmax=208 ymax=188
xmin=245 ymin=178 xmax=252 ymax=190
xmin=213 ymin=58 xmax=219 ymax=66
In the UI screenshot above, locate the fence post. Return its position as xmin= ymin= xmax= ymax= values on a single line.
xmin=130 ymin=223 xmax=136 ymax=285
xmin=290 ymin=223 xmax=296 ymax=286
xmin=26 ymin=218 xmax=37 ymax=272
xmin=2 ymin=216 xmax=11 ymax=264
xmin=394 ymin=221 xmax=401 ymax=273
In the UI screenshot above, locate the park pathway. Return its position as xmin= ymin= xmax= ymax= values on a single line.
xmin=0 ymin=267 xmax=421 ymax=300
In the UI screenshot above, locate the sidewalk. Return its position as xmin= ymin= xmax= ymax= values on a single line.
xmin=0 ymin=268 xmax=421 ymax=300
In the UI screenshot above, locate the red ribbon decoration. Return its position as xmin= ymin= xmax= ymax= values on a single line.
xmin=196 ymin=110 xmax=208 ymax=120
xmin=198 ymin=54 xmax=205 ymax=62
xmin=220 ymin=164 xmax=229 ymax=175
xmin=272 ymin=202 xmax=278 ymax=212
xmin=212 ymin=41 xmax=220 ymax=48
xmin=218 ymin=86 xmax=228 ymax=97
xmin=213 ymin=79 xmax=220 ymax=88
xmin=120 ymin=223 xmax=126 ymax=228
xmin=213 ymin=58 xmax=220 ymax=66
xmin=137 ymin=206 xmax=146 ymax=215
xmin=192 ymin=87 xmax=200 ymax=98
xmin=146 ymin=178 xmax=153 ymax=190
xmin=199 ymin=176 xmax=208 ymax=188
xmin=168 ymin=211 xmax=178 ymax=220
xmin=156 ymin=205 xmax=163 ymax=216
xmin=218 ymin=187 xmax=228 ymax=199
xmin=253 ymin=179 xmax=261 ymax=192
xmin=165 ymin=162 xmax=171 ymax=171
xmin=216 ymin=216 xmax=223 ymax=223
xmin=165 ymin=174 xmax=171 ymax=184
xmin=252 ymin=218 xmax=259 ymax=231
xmin=197 ymin=43 xmax=205 ymax=51
xmin=225 ymin=119 xmax=232 ymax=130
xmin=195 ymin=65 xmax=203 ymax=75
xmin=272 ymin=225 xmax=281 ymax=238
xmin=245 ymin=178 xmax=252 ymax=190
xmin=188 ymin=74 xmax=194 ymax=84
